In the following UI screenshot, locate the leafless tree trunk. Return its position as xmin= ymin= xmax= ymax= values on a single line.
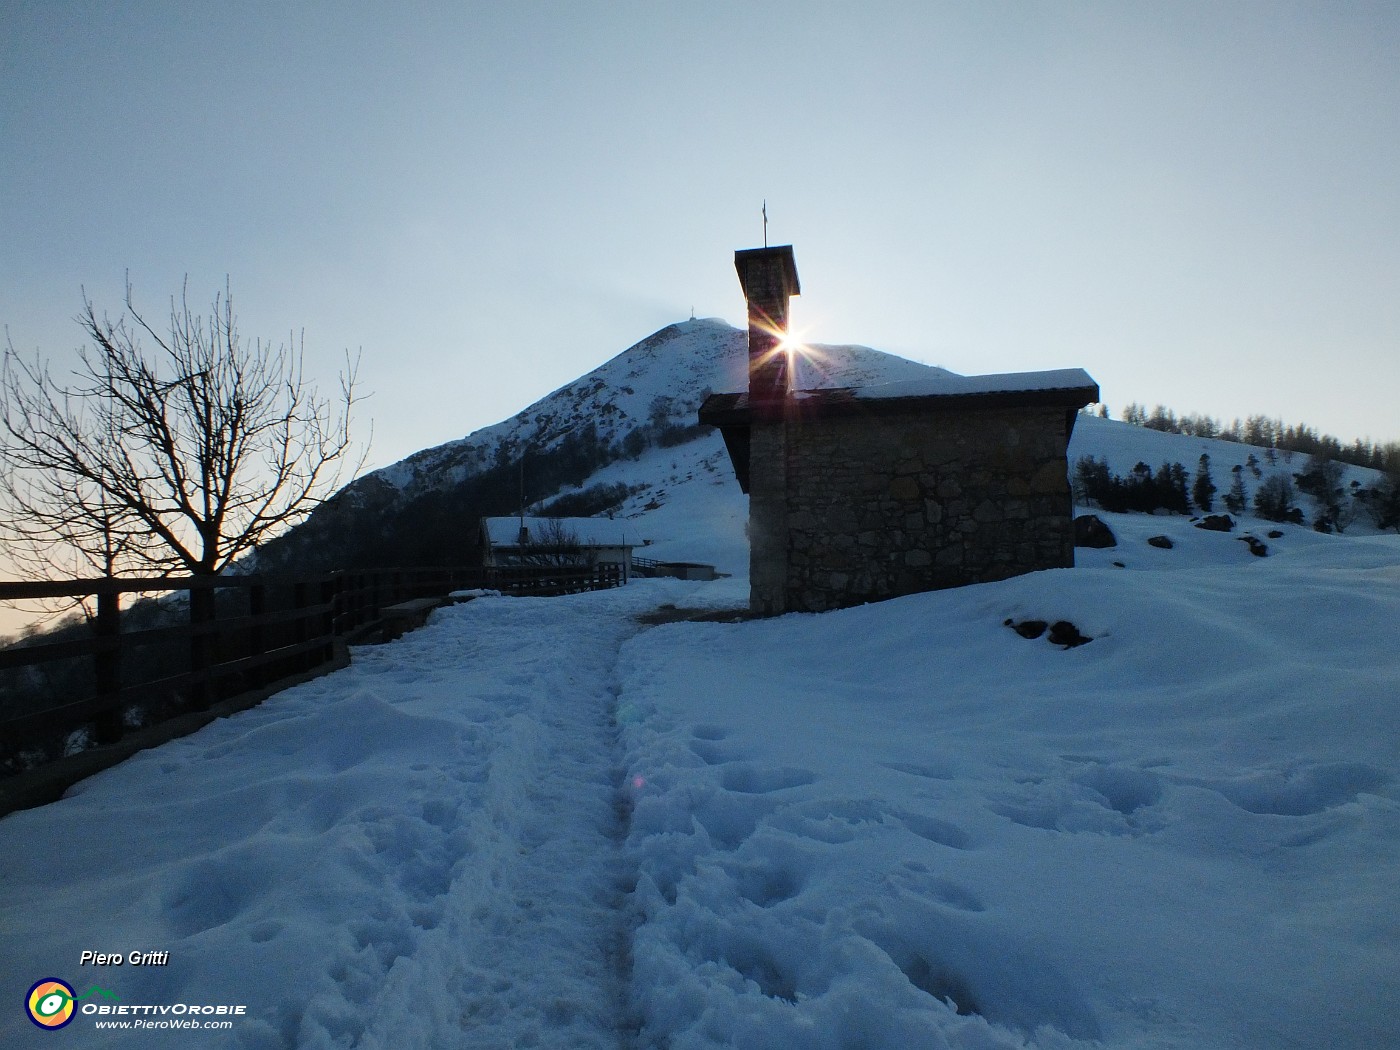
xmin=1 ymin=277 xmax=367 ymax=590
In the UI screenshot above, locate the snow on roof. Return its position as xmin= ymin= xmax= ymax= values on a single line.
xmin=843 ymin=367 xmax=1098 ymax=400
xmin=482 ymin=516 xmax=644 ymax=549
xmin=699 ymin=366 xmax=1099 ymax=434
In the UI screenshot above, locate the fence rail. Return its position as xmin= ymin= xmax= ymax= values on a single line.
xmin=0 ymin=562 xmax=623 ymax=773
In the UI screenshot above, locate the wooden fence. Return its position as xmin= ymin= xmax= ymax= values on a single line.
xmin=0 ymin=563 xmax=623 ymax=767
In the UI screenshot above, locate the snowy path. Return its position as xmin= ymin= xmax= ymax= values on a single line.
xmin=318 ymin=589 xmax=645 ymax=1048
xmin=2 ymin=582 xmax=702 ymax=1050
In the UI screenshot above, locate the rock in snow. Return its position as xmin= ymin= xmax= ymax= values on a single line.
xmin=1074 ymin=513 xmax=1118 ymax=548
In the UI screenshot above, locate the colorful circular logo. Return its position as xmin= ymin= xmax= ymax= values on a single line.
xmin=26 ymin=979 xmax=76 ymax=1030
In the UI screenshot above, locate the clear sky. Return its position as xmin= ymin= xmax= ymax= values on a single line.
xmin=3 ymin=0 xmax=1398 ymax=482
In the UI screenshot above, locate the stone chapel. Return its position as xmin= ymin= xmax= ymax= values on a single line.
xmin=699 ymin=244 xmax=1099 ymax=615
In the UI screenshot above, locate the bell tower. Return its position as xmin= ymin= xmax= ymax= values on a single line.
xmin=734 ymin=245 xmax=800 ymax=411
xmin=732 ymin=244 xmax=800 ymax=616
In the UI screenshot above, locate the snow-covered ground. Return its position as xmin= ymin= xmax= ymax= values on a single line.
xmin=1 ymin=581 xmax=694 ymax=1049
xmin=3 ymin=317 xmax=1398 ymax=1046
xmin=618 ymin=523 xmax=1400 ymax=1049
xmin=4 ymin=505 xmax=1398 ymax=1048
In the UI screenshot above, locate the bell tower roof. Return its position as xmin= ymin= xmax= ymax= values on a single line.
xmin=734 ymin=245 xmax=800 ymax=301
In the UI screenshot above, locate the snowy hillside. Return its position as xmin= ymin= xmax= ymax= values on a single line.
xmin=508 ymin=399 xmax=1393 ymax=581
xmin=278 ymin=315 xmax=1389 ymax=577
xmin=2 ymin=323 xmax=1398 ymax=1048
xmin=364 ymin=317 xmax=938 ymax=503
xmin=325 ymin=316 xmax=1387 ymax=578
xmin=258 ymin=317 xmax=944 ymax=571
xmin=1069 ymin=413 xmax=1382 ymax=497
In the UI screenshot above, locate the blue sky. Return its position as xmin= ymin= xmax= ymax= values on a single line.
xmin=3 ymin=0 xmax=1398 ymax=475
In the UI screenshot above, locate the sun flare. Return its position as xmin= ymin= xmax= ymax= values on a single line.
xmin=748 ymin=316 xmax=827 ymax=390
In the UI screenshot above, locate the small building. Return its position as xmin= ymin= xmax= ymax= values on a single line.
xmin=634 ymin=559 xmax=719 ymax=581
xmin=699 ymin=245 xmax=1099 ymax=615
xmin=480 ymin=516 xmax=644 ymax=582
xmin=653 ymin=562 xmax=719 ymax=581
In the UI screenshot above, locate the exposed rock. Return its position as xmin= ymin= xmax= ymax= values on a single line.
xmin=1195 ymin=514 xmax=1235 ymax=533
xmin=1147 ymin=535 xmax=1174 ymax=549
xmin=1047 ymin=620 xmax=1092 ymax=648
xmin=1005 ymin=618 xmax=1048 ymax=640
xmin=1074 ymin=514 xmax=1117 ymax=549
xmin=1007 ymin=617 xmax=1088 ymax=646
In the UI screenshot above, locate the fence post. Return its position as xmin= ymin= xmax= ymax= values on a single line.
xmin=93 ymin=589 xmax=123 ymax=744
xmin=248 ymin=583 xmax=267 ymax=687
xmin=188 ymin=582 xmax=215 ymax=710
xmin=318 ymin=575 xmax=338 ymax=667
xmin=326 ymin=572 xmax=343 ymax=637
xmin=292 ymin=579 xmax=310 ymax=673
xmin=349 ymin=571 xmax=366 ymax=635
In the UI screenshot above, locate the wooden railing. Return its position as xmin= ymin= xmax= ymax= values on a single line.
xmin=0 ymin=562 xmax=623 ymax=771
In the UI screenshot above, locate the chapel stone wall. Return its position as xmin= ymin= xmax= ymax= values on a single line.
xmin=748 ymin=404 xmax=1077 ymax=613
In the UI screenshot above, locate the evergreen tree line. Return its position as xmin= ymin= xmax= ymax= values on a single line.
xmin=1074 ymin=457 xmax=1191 ymax=515
xmin=536 ymin=482 xmax=639 ymax=518
xmin=1075 ymin=452 xmax=1400 ymax=533
xmin=1111 ymin=403 xmax=1400 ymax=474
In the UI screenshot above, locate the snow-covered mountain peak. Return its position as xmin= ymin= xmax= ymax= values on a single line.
xmin=367 ymin=318 xmax=943 ymax=499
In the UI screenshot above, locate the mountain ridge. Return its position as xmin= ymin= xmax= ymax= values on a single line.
xmin=257 ymin=318 xmax=1393 ymax=573
xmin=366 ymin=318 xmax=944 ymax=500
xmin=255 ymin=318 xmax=945 ymax=569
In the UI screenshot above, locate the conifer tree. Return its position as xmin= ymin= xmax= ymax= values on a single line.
xmin=1255 ymin=474 xmax=1299 ymax=523
xmin=1192 ymin=453 xmax=1216 ymax=512
xmin=1224 ymin=465 xmax=1247 ymax=515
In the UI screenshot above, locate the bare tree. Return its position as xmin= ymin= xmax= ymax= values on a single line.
xmin=517 ymin=518 xmax=594 ymax=569
xmin=1 ymin=278 xmax=367 ymax=587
